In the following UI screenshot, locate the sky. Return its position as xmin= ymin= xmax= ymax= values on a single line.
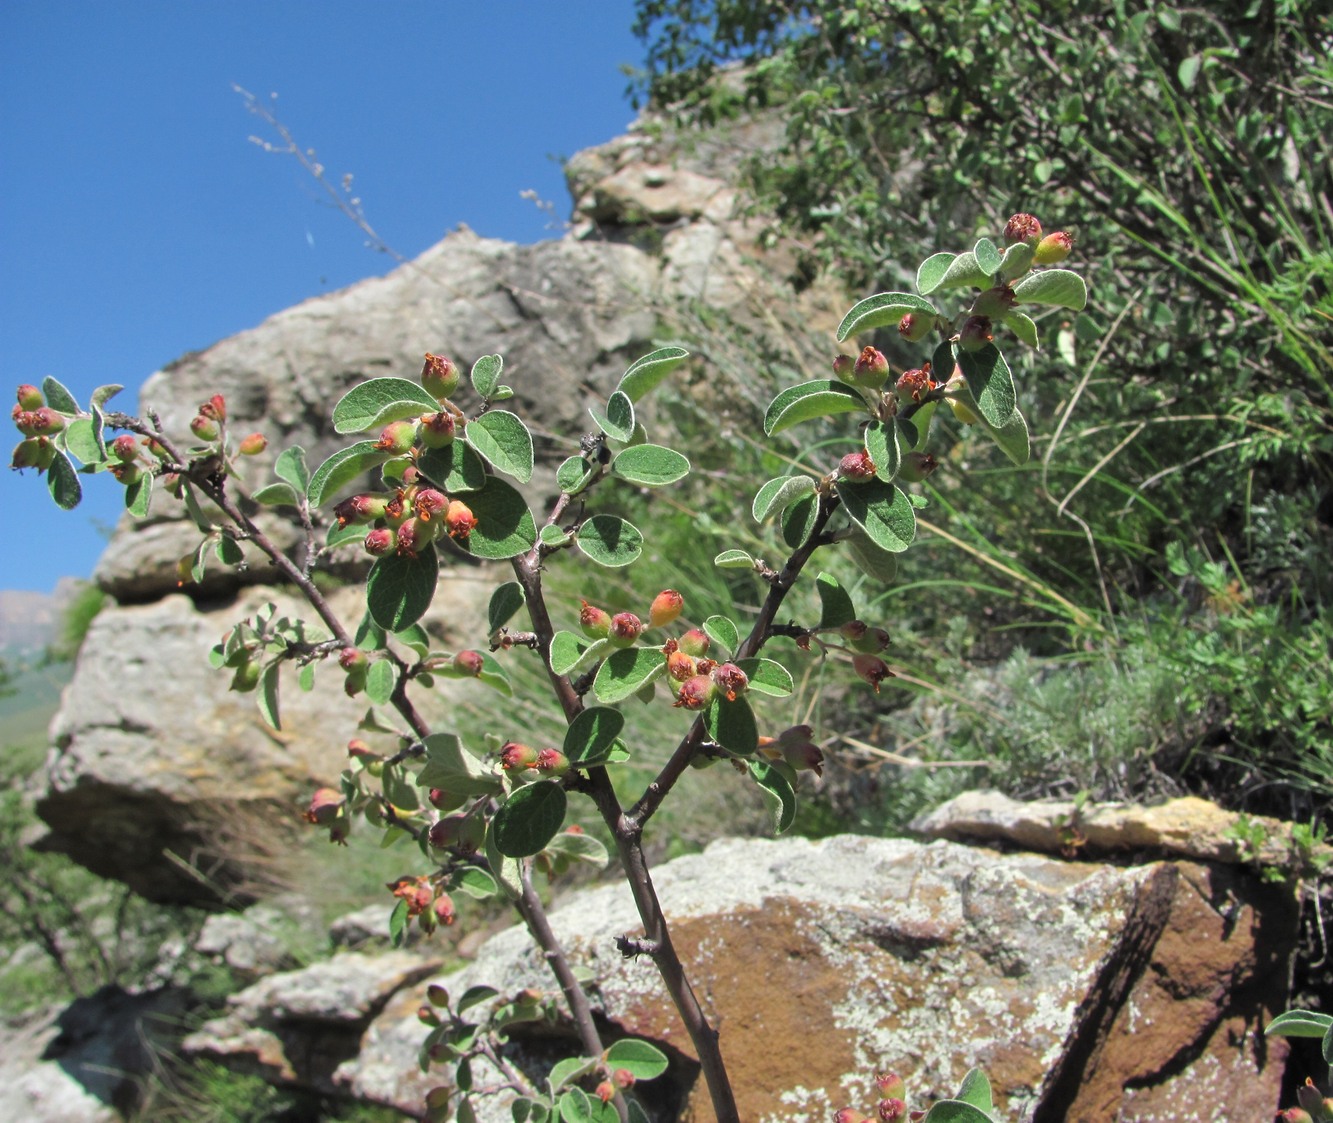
xmin=1 ymin=0 xmax=646 ymax=594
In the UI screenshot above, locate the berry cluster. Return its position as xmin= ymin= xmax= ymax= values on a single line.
xmin=334 ymin=468 xmax=478 ymax=559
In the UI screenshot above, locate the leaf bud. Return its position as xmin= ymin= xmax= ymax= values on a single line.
xmin=421 ymin=353 xmax=460 ymax=400
xmin=852 ymin=653 xmax=894 ymax=692
xmin=1033 ymin=230 xmax=1074 ymax=265
xmin=418 ymin=410 xmax=456 ymax=448
xmin=374 ymin=419 xmax=418 ymax=455
xmin=898 ymin=452 xmax=938 ymax=483
xmin=666 ymin=649 xmax=698 ymax=682
xmin=363 ymin=527 xmax=396 ymax=556
xmin=711 ymin=662 xmax=749 ymax=701
xmin=608 ymin=612 xmax=644 ymax=648
xmin=190 ymin=414 xmax=220 ymax=442
xmin=500 ymin=741 xmax=540 ymax=771
xmin=237 ymin=432 xmax=268 ymax=456
xmin=536 ymin=748 xmax=570 ymax=775
xmin=959 ymin=315 xmax=994 ymax=352
xmin=677 ymin=628 xmax=710 ymax=657
xmin=897 ymin=312 xmax=935 ymax=343
xmin=649 ymin=588 xmax=684 ymax=628
xmin=110 ymin=434 xmax=140 ymax=463
xmin=851 ymin=345 xmax=891 ymax=390
xmin=1003 ymin=213 xmax=1043 ymax=247
xmin=578 ymin=599 xmax=611 ymax=638
xmin=895 ymin=365 xmax=935 ymax=403
xmin=971 ymin=284 xmax=1018 ymax=318
xmin=444 ymin=499 xmax=478 ymax=539
xmin=335 ymin=493 xmax=390 ymax=527
xmin=16 ymin=384 xmax=43 ymax=410
xmin=346 ymin=738 xmax=378 ymax=761
xmin=675 ymin=674 xmax=716 ymax=710
xmin=838 ymin=449 xmax=877 ymax=482
xmin=452 ymin=649 xmax=484 ymax=676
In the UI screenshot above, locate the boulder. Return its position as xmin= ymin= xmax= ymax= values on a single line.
xmin=187 ymin=835 xmax=1297 ymax=1121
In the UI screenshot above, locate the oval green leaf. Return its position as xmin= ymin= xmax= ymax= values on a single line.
xmin=748 ymin=760 xmax=796 ymax=833
xmin=491 ymin=782 xmax=567 ymax=858
xmin=611 ymin=444 xmax=690 ymax=486
xmin=591 ymin=390 xmax=635 ymax=443
xmin=1012 ymin=267 xmax=1088 ymax=310
xmin=417 ymin=438 xmax=487 ymax=493
xmin=973 ymin=237 xmax=1002 ymax=275
xmin=488 ymin=581 xmax=525 ymax=633
xmin=836 ymin=291 xmax=938 ymax=341
xmin=704 ymin=694 xmax=757 ymax=755
xmin=864 ymin=419 xmax=901 ymax=483
xmin=703 ymin=615 xmax=740 ymax=655
xmin=63 ymin=417 xmax=105 ymax=466
xmin=252 ymin=482 xmax=300 ymax=507
xmin=365 ymin=544 xmax=438 ymax=631
xmin=602 ymin=1039 xmax=669 ymax=1080
xmin=274 ymin=446 xmax=310 ymax=491
xmin=916 ymin=252 xmax=955 ymax=295
xmin=365 ymin=658 xmax=395 ymax=706
xmin=840 ymin=479 xmax=916 ymax=553
xmin=41 ymin=376 xmax=79 ymax=415
xmin=47 ymin=449 xmax=82 ymax=510
xmin=592 ymin=648 xmax=666 ymax=704
xmin=815 ymin=572 xmax=856 ymax=629
xmin=763 ymin=380 xmax=866 ymax=437
xmin=470 ymin=354 xmax=503 ymax=398
xmin=736 ymin=657 xmax=794 ymax=697
xmin=937 ymin=250 xmax=993 ymax=291
xmin=845 ymin=526 xmax=899 ymax=583
xmin=332 ymin=377 xmax=439 ymax=435
xmin=563 ymin=706 xmax=625 ymax=766
xmin=999 ymin=241 xmax=1035 ymax=281
xmin=983 ymin=404 xmax=1031 ymax=466
xmin=752 ymin=474 xmax=816 ymax=522
xmin=550 ymin=631 xmax=606 ymax=676
xmin=465 ymin=410 xmax=534 ymax=483
xmin=576 ymin=515 xmax=643 ymax=567
xmin=781 ymin=493 xmax=819 ymax=548
xmin=454 ymin=475 xmax=537 ymax=559
xmin=124 ymin=474 xmax=152 ymax=517
xmin=714 ymin=549 xmax=754 ymax=569
xmin=307 ymin=441 xmax=390 ymax=507
xmin=956 ymin=343 xmax=1017 ymax=428
xmin=416 ymin=732 xmax=503 ymax=797
xmin=617 ymin=346 xmax=690 ymax=401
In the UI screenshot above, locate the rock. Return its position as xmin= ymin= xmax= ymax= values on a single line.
xmin=36 ymin=576 xmax=492 ymax=906
xmin=183 ymin=949 xmax=443 ymax=1095
xmin=0 ymin=986 xmax=189 ymax=1122
xmin=194 ymin=835 xmax=1295 ymax=1121
xmin=194 ymin=902 xmax=320 ymax=983
xmin=912 ymin=790 xmax=1333 ymax=869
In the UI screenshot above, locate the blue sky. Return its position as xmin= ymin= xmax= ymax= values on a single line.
xmin=2 ymin=1 xmax=644 ymax=594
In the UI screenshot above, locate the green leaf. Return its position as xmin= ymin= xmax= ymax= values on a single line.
xmin=41 ymin=376 xmax=79 ymax=415
xmin=417 ymin=439 xmax=487 ymax=493
xmin=549 ymin=631 xmax=605 ymax=676
xmin=469 ymin=650 xmax=513 ymax=697
xmin=470 ymin=354 xmax=504 ymax=398
xmin=903 ymin=402 xmax=937 ymax=453
xmin=124 ymin=474 xmax=152 ymax=517
xmin=714 ymin=549 xmax=754 ymax=569
xmin=590 ymin=390 xmax=635 ymax=442
xmin=563 ymin=706 xmax=625 ymax=766
xmin=47 ymin=449 xmax=82 ymax=510
xmin=558 ymin=1087 xmax=593 ymax=1123
xmin=252 ymin=482 xmax=301 ymax=507
xmin=999 ymin=241 xmax=1035 ymax=282
xmin=257 ymin=663 xmax=281 ymax=729
xmin=748 ymin=760 xmax=795 ymax=833
xmin=355 ymin=612 xmax=387 ymax=650
xmin=488 ymin=582 xmax=525 ymax=634
xmin=492 ymin=782 xmax=567 ymax=858
xmin=864 ymin=419 xmax=901 ymax=483
xmin=539 ymin=524 xmax=572 ymax=548
xmin=592 ymin=648 xmax=666 ymax=703
xmin=417 ymin=733 xmax=503 ymax=797
xmin=815 ymin=572 xmax=856 ymax=629
xmin=332 ymin=377 xmax=439 ymax=435
xmin=956 ymin=343 xmax=1017 ymax=428
xmin=602 ymin=1038 xmax=669 ymax=1080
xmin=954 ymin=1069 xmax=993 ymax=1112
xmin=388 ymin=899 xmax=409 ymax=947
xmin=365 ymin=545 xmax=438 ymax=631
xmin=456 ymin=984 xmax=500 ymax=1013
xmin=325 ymin=521 xmax=365 ymax=550
xmin=454 ymin=475 xmax=537 ymax=559
xmin=617 ymin=346 xmax=689 ymax=401
xmin=394 ymin=622 xmax=430 ymax=658
xmin=916 ymin=252 xmax=955 ymax=295
xmin=298 ymin=663 xmax=316 ymax=692
xmin=576 ymin=515 xmax=643 ymax=567
xmin=752 ymin=474 xmax=816 ymax=522
xmin=781 ymin=494 xmax=819 ymax=548
xmin=366 ymin=659 xmax=395 ymax=705
xmin=548 ymin=1057 xmax=597 ymax=1093
xmin=920 ymin=1101 xmax=996 ymax=1123
xmin=763 ymin=380 xmax=866 ymax=436
xmin=454 ymin=866 xmax=499 ymax=900
xmin=274 ymin=446 xmax=310 ymax=491
xmin=973 ymin=237 xmax=1001 ymax=275
xmin=983 ymin=405 xmax=1031 ymax=466
xmin=845 ymin=526 xmax=899 ymax=583
xmin=840 ymin=478 xmax=916 ymax=553
xmin=704 ymin=695 xmax=757 ymax=755
xmin=1002 ymin=311 xmax=1040 ymax=349
xmin=703 ymin=615 xmax=740 ymax=655
xmin=63 ymin=418 xmax=105 ymax=466
xmin=736 ymin=657 xmax=794 ymax=697
xmin=465 ymin=410 xmax=534 ymax=483
xmin=1266 ymin=1010 xmax=1333 ymax=1038
xmin=215 ymin=535 xmax=244 ymax=567
xmin=836 ymin=291 xmax=937 ymax=341
xmin=936 ymin=250 xmax=993 ymax=291
xmin=1011 ymin=268 xmax=1088 ymax=310
xmin=555 ymin=454 xmax=595 ymax=494
xmin=90 ymin=383 xmax=123 ymax=409
xmin=1178 ymin=53 xmax=1202 ymax=90
xmin=307 ymin=441 xmax=391 ymax=507
xmin=544 ymin=830 xmax=610 ymax=867
xmin=611 ymin=444 xmax=690 ymax=486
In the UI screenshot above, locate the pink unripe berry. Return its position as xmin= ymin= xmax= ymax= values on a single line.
xmin=579 ymin=599 xmax=612 ymax=639
xmin=895 ymin=365 xmax=935 ymax=403
xmin=375 ymin=419 xmax=418 ymax=455
xmin=840 ymin=620 xmax=891 ymax=653
xmin=877 ymin=1098 xmax=907 ymax=1122
xmin=1033 ymin=230 xmax=1074 ymax=265
xmin=612 ymin=1069 xmax=636 ymax=1090
xmin=237 ymin=432 xmax=268 ymax=456
xmin=971 ymin=284 xmax=1018 ymax=318
xmin=897 ymin=312 xmax=934 ymax=343
xmin=444 ymin=499 xmax=478 ymax=539
xmin=198 ymin=394 xmax=227 ymax=421
xmin=395 ymin=516 xmax=435 ymax=556
xmin=1276 ymin=1108 xmax=1314 ymax=1123
xmin=773 ymin=724 xmax=823 ymax=775
xmin=675 ymin=674 xmax=716 ymax=710
xmin=452 ymin=650 xmax=484 ymax=676
xmin=109 ymin=463 xmax=142 ymax=486
xmin=433 ymin=892 xmax=455 ymax=926
xmin=26 ymin=407 xmax=64 ymax=436
xmin=347 ymin=739 xmax=378 ymax=761
xmin=190 ymin=414 xmax=220 ymax=442
xmin=649 ymin=588 xmax=684 ymax=628
xmin=595 ymin=1081 xmax=615 ymax=1104
xmin=16 ymin=384 xmax=43 ymax=410
xmin=413 ymin=488 xmax=449 ymax=521
xmin=666 ymin=649 xmax=698 ymax=682
xmin=832 ymin=353 xmax=856 ymax=381
xmin=419 ymin=410 xmax=456 ymax=448
xmin=363 ymin=527 xmax=396 ymax=556
xmin=427 ymin=788 xmax=451 ymax=809
xmin=833 ymin=1111 xmax=869 ymax=1123
xmin=852 ymin=653 xmax=894 ymax=692
xmin=335 ymin=493 xmax=390 ymax=527
xmin=500 ymin=742 xmax=539 ymax=771
xmin=428 ymin=814 xmax=479 ymax=853
xmin=875 ymin=1073 xmax=907 ymax=1100
xmin=852 ymin=345 xmax=890 ymax=390
xmin=421 ymin=353 xmax=461 ymax=400
xmin=608 ymin=612 xmax=643 ymax=648
xmin=838 ymin=449 xmax=877 ymax=482
xmin=677 ymin=628 xmax=710 ymax=657
xmin=11 ymin=437 xmax=55 ymax=472
xmin=338 ymin=647 xmax=368 ymax=671
xmin=1003 ymin=213 xmax=1043 ymax=247
xmin=110 ymin=435 xmax=140 ymax=463
xmin=536 ymin=748 xmax=570 ymax=775
xmin=303 ymin=787 xmax=344 ymax=826
xmin=711 ymin=662 xmax=749 ymax=701
xmin=417 ymin=1005 xmax=441 ymax=1027
xmin=959 ymin=315 xmax=994 ymax=352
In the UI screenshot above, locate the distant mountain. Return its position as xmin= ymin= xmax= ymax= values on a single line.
xmin=0 ymin=580 xmax=80 ymax=657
